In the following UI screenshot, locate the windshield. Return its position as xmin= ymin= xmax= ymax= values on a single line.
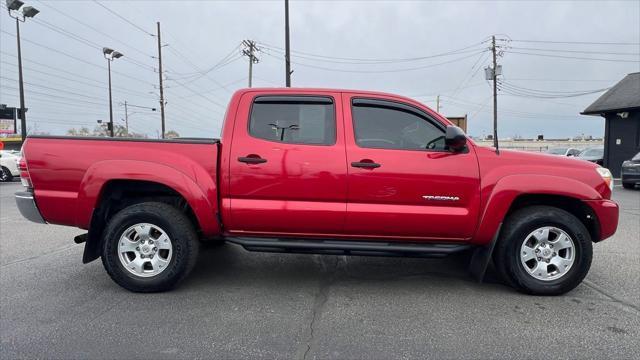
xmin=581 ymin=148 xmax=604 ymax=157
xmin=547 ymin=148 xmax=567 ymax=155
xmin=633 ymin=152 xmax=640 ymax=161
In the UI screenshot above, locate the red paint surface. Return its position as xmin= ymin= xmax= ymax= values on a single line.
xmin=22 ymin=88 xmax=618 ymax=243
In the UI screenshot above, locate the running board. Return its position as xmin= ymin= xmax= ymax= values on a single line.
xmin=225 ymin=237 xmax=473 ymax=258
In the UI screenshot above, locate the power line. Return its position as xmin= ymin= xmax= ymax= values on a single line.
xmin=449 ymin=51 xmax=491 ymax=99
xmin=2 ymin=85 xmax=108 ymax=107
xmin=1 ymin=75 xmax=110 ymax=103
xmin=500 ymin=81 xmax=611 ymax=95
xmin=28 ymin=17 xmax=156 ymax=72
xmin=0 ymin=55 xmax=156 ymax=99
xmin=509 ymin=39 xmax=640 ymax=46
xmin=503 ymin=77 xmax=618 ymax=82
xmin=92 ymin=0 xmax=155 ymax=37
xmin=33 ymin=0 xmax=156 ymax=59
xmin=261 ymin=49 xmax=488 ymax=74
xmin=505 ymin=50 xmax=640 ymax=63
xmin=498 ymin=81 xmax=609 ymax=99
xmin=509 ymin=46 xmax=640 ymax=56
xmin=258 ymin=39 xmax=490 ymax=63
xmin=0 ymin=29 xmax=156 ymax=85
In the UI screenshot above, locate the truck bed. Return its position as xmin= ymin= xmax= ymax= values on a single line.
xmin=22 ymin=135 xmax=221 ymax=234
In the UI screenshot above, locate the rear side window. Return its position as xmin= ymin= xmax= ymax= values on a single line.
xmin=249 ymin=96 xmax=335 ymax=145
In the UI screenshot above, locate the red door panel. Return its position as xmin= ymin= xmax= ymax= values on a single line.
xmin=225 ymin=91 xmax=348 ymax=236
xmin=342 ymin=93 xmax=481 ymax=241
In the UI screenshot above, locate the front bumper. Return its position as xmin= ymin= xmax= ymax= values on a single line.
xmin=621 ymin=171 xmax=640 ymax=184
xmin=584 ymin=199 xmax=618 ymax=241
xmin=15 ymin=191 xmax=46 ymax=224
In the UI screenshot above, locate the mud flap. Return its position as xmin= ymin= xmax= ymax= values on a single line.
xmin=468 ymin=223 xmax=502 ymax=282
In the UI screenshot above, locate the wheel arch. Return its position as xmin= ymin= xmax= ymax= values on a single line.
xmin=77 ymin=160 xmax=220 ymax=263
xmin=473 ymin=174 xmax=602 ymax=245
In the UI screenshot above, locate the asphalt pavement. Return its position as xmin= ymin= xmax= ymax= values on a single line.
xmin=1 ymin=180 xmax=638 ymax=359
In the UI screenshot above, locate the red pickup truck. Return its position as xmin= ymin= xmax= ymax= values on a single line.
xmin=15 ymin=88 xmax=619 ymax=295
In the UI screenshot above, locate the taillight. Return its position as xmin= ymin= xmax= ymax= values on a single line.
xmin=17 ymin=156 xmax=33 ymax=188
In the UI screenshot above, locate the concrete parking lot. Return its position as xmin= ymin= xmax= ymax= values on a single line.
xmin=0 ymin=180 xmax=638 ymax=359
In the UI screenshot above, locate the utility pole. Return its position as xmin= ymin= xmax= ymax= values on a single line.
xmin=119 ymin=102 xmax=156 ymax=137
xmin=491 ymin=35 xmax=499 ymax=153
xmin=284 ymin=0 xmax=291 ymax=87
xmin=436 ymin=95 xmax=440 ymax=113
xmin=157 ymin=21 xmax=166 ymax=139
xmin=242 ymin=40 xmax=259 ymax=87
xmin=124 ymin=101 xmax=128 ymax=135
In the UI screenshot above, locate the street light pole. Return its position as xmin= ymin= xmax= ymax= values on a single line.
xmin=15 ymin=16 xmax=26 ymax=141
xmin=6 ymin=0 xmax=39 ymax=141
xmin=102 ymin=47 xmax=123 ymax=138
xmin=107 ymin=58 xmax=114 ymax=137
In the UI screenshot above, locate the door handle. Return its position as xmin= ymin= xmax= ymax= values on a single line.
xmin=238 ymin=155 xmax=267 ymax=164
xmin=351 ymin=160 xmax=381 ymax=169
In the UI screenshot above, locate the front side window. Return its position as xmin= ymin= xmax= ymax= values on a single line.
xmin=249 ymin=96 xmax=335 ymax=145
xmin=352 ymin=101 xmax=445 ymax=151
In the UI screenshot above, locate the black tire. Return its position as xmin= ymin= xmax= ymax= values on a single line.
xmin=101 ymin=202 xmax=199 ymax=292
xmin=0 ymin=166 xmax=12 ymax=182
xmin=494 ymin=206 xmax=592 ymax=295
xmin=622 ymin=182 xmax=635 ymax=189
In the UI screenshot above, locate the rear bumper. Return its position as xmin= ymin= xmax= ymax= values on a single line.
xmin=584 ymin=199 xmax=618 ymax=241
xmin=15 ymin=191 xmax=46 ymax=224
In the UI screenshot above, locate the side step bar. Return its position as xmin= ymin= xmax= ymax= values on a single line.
xmin=225 ymin=237 xmax=473 ymax=258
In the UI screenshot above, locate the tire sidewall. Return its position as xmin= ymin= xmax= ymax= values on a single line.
xmin=501 ymin=207 xmax=592 ymax=295
xmin=102 ymin=203 xmax=195 ymax=292
xmin=0 ymin=167 xmax=9 ymax=182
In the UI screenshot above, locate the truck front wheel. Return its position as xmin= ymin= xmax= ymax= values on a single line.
xmin=494 ymin=206 xmax=592 ymax=295
xmin=101 ymin=202 xmax=199 ymax=292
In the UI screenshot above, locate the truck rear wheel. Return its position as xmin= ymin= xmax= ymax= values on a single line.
xmin=494 ymin=206 xmax=592 ymax=295
xmin=101 ymin=202 xmax=199 ymax=292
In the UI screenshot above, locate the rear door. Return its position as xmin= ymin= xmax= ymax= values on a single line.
xmin=226 ymin=91 xmax=348 ymax=236
xmin=343 ymin=95 xmax=481 ymax=241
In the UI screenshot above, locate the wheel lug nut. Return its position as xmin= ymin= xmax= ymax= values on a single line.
xmin=149 ymin=240 xmax=154 ymax=245
xmin=537 ymin=257 xmax=541 ymax=261
xmin=553 ymin=252 xmax=557 ymax=256
xmin=535 ymin=249 xmax=540 ymax=253
xmin=153 ymin=247 xmax=157 ymax=251
xmin=549 ymin=245 xmax=553 ymax=248
xmin=136 ymin=246 xmax=140 ymax=250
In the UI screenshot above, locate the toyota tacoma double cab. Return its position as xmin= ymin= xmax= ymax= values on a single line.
xmin=15 ymin=88 xmax=619 ymax=295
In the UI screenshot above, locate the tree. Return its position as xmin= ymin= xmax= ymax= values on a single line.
xmin=165 ymin=130 xmax=180 ymax=139
xmin=66 ymin=127 xmax=92 ymax=136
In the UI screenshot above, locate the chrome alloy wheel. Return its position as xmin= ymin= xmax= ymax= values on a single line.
xmin=118 ymin=223 xmax=173 ymax=278
xmin=520 ymin=226 xmax=576 ymax=281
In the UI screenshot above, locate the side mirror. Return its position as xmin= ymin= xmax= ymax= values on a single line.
xmin=445 ymin=126 xmax=467 ymax=152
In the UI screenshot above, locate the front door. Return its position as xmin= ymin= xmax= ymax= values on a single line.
xmin=343 ymin=95 xmax=481 ymax=241
xmin=226 ymin=92 xmax=348 ymax=236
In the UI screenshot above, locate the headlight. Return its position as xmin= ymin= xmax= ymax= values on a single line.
xmin=596 ymin=167 xmax=614 ymax=191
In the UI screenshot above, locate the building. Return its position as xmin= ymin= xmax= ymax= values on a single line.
xmin=447 ymin=115 xmax=467 ymax=132
xmin=582 ymin=72 xmax=640 ymax=177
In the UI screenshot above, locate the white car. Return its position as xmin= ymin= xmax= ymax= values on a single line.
xmin=0 ymin=150 xmax=20 ymax=182
xmin=546 ymin=147 xmax=582 ymax=157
